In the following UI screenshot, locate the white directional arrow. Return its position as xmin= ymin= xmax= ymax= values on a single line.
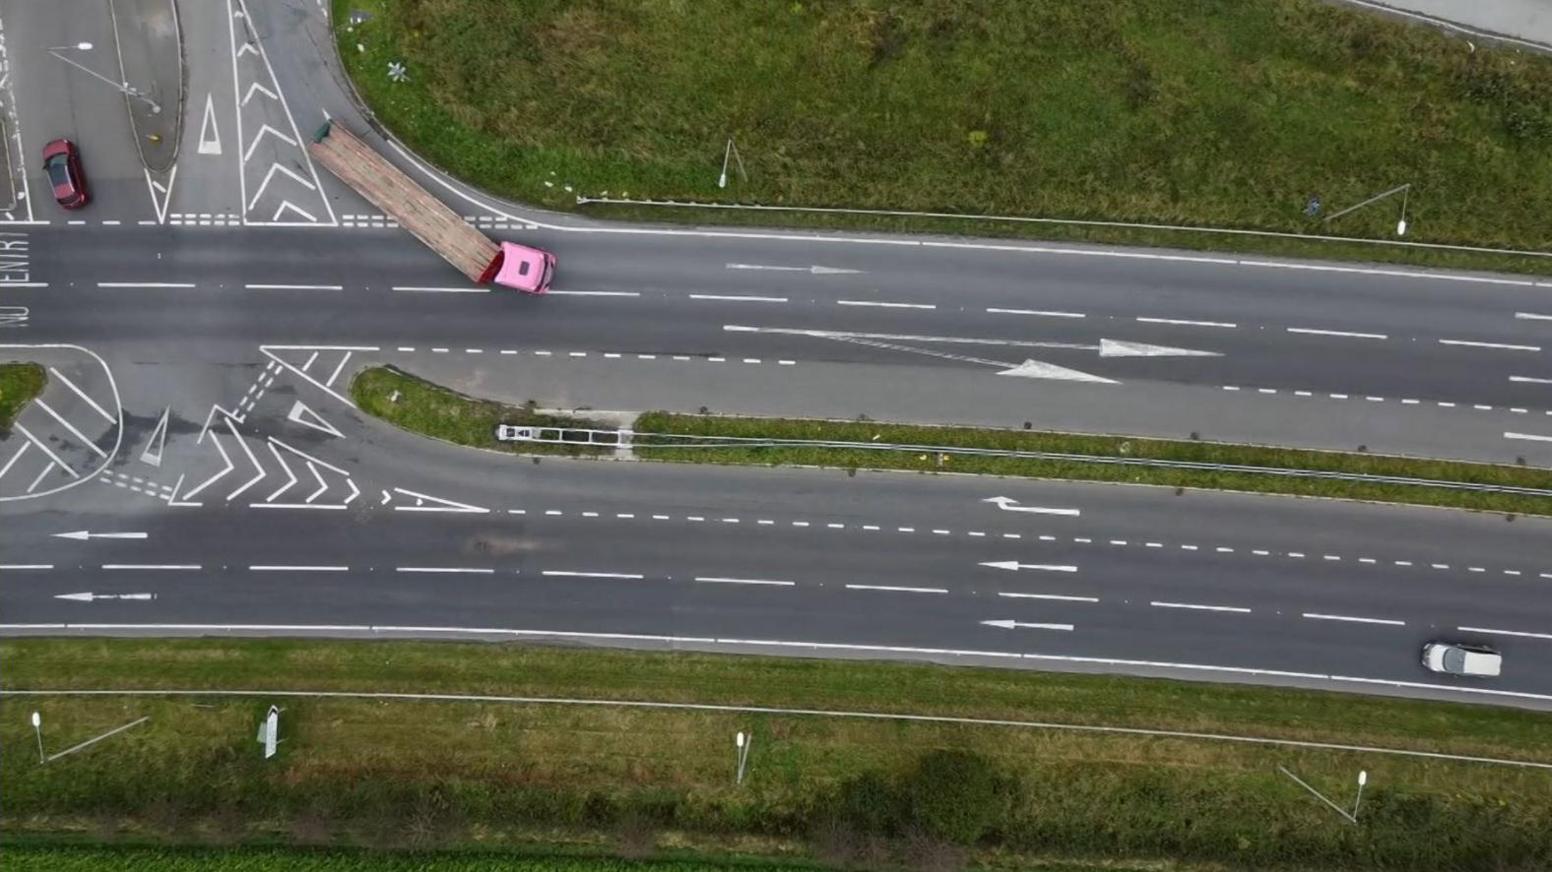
xmin=1098 ymin=338 xmax=1220 ymax=358
xmin=982 ymin=497 xmax=1080 ymax=516
xmin=981 ymin=619 xmax=1073 ymax=631
xmin=995 ymin=359 xmax=1117 ymax=383
xmin=53 ymin=531 xmax=149 ymax=541
xmin=979 ymin=560 xmax=1079 ymax=572
xmin=55 ymin=592 xmax=157 ymax=602
xmin=725 ymin=263 xmax=863 ymax=275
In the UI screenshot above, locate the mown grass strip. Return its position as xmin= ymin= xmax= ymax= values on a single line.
xmin=336 ymin=0 xmax=1552 ymax=275
xmin=634 ymin=412 xmax=1552 ymax=515
xmin=0 ymin=361 xmax=45 ymax=432
xmin=4 ymin=639 xmax=1552 ymax=871
xmin=351 ymin=366 xmax=608 ymax=456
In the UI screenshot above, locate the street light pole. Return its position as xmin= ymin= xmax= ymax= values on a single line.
xmin=30 ymin=711 xmax=43 ymax=763
xmin=47 ymin=43 xmax=161 ymax=115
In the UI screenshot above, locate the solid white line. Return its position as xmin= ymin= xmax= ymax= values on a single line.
xmin=985 ymin=307 xmax=1085 ymax=318
xmin=837 ymin=300 xmax=936 ymax=310
xmin=1514 ymin=312 xmax=1552 ymax=321
xmin=1505 ymin=432 xmax=1552 ymax=443
xmin=695 ymin=577 xmax=796 ymax=587
xmin=245 ymin=283 xmax=343 ymax=291
xmin=1439 ymin=339 xmax=1541 ymax=352
xmin=395 ymin=567 xmax=495 ymax=575
xmin=0 ymin=564 xmax=53 ymax=570
xmin=393 ymin=286 xmax=488 ymax=293
xmin=1510 ymin=376 xmax=1552 ymax=385
xmin=47 ymin=367 xmax=114 ymax=423
xmin=547 ymin=290 xmax=640 ymax=297
xmin=1285 ymin=327 xmax=1388 ymax=340
xmin=1458 ymin=625 xmax=1552 ymax=641
xmin=997 ymin=592 xmax=1099 ymax=603
xmin=846 ymin=584 xmax=948 ymax=594
xmin=688 ymin=294 xmax=789 ymax=303
xmin=1136 ymin=316 xmax=1236 ymax=328
xmin=97 ymin=282 xmax=195 ymax=288
xmin=1150 ymin=601 xmax=1251 ymax=614
xmin=33 ymin=399 xmax=107 ymax=458
xmin=249 ymin=565 xmax=349 ymax=572
xmin=101 ymin=564 xmax=199 ymax=570
xmin=1302 ymin=613 xmax=1406 ymax=627
xmin=541 ymin=571 xmax=645 ymax=580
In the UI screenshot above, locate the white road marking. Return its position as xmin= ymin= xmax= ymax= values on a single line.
xmin=1458 ymin=625 xmax=1552 ymax=641
xmin=97 ymin=282 xmax=195 ymax=289
xmin=846 ymin=584 xmax=948 ymax=594
xmin=688 ymin=294 xmax=788 ymax=303
xmin=245 ymin=283 xmax=342 ymax=291
xmin=249 ymin=565 xmax=349 ymax=572
xmin=1151 ymin=601 xmax=1251 ymax=614
xmin=979 ymin=561 xmax=1078 ymax=572
xmin=997 ymin=592 xmax=1099 ymax=603
xmin=393 ymin=285 xmax=488 ymax=293
xmin=981 ymin=619 xmax=1074 ymax=631
xmin=836 ymin=299 xmax=936 ymax=310
xmin=1439 ymin=338 xmax=1541 ymax=352
xmin=983 ymin=496 xmax=1080 ymax=516
xmin=47 ymin=367 xmax=114 ymax=423
xmin=542 ymin=571 xmax=645 ymax=580
xmin=1303 ymin=613 xmax=1405 ymax=626
xmin=14 ymin=424 xmax=78 ymax=479
xmin=1514 ymin=312 xmax=1552 ymax=321
xmin=101 ymin=564 xmax=199 ymax=570
xmin=396 ymin=567 xmax=496 ymax=574
xmin=695 ymin=577 xmax=796 ymax=587
xmin=986 ymin=307 xmax=1085 ymax=318
xmin=33 ymin=399 xmax=106 ymax=458
xmin=1285 ymin=327 xmax=1388 ymax=340
xmin=0 ymin=564 xmax=53 ymax=570
xmin=546 ymin=290 xmax=640 ymax=297
xmin=1136 ymin=317 xmax=1236 ymax=328
xmin=1505 ymin=432 xmax=1552 ymax=443
xmin=197 ymin=92 xmax=222 ymax=154
xmin=1511 ymin=375 xmax=1552 ymax=385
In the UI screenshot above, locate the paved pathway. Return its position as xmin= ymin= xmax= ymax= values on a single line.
xmin=1347 ymin=0 xmax=1552 ymax=50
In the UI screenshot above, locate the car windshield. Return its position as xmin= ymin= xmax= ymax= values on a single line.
xmin=45 ymin=156 xmax=71 ymax=187
xmin=1443 ymin=647 xmax=1466 ymax=673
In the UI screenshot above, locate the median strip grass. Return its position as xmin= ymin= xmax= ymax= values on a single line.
xmin=351 ymin=366 xmax=608 ymax=456
xmin=0 ymin=361 xmax=45 ymax=432
xmin=4 ymin=639 xmax=1552 ymax=870
xmin=337 ymin=0 xmax=1552 ymax=275
xmin=635 ymin=412 xmax=1552 ymax=515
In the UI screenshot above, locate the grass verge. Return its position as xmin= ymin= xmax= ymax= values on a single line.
xmin=635 ymin=412 xmax=1552 ymax=515
xmin=336 ymin=0 xmax=1552 ymax=275
xmin=0 ymin=361 xmax=45 ymax=432
xmin=4 ymin=638 xmax=1552 ymax=871
xmin=351 ymin=366 xmax=609 ymax=456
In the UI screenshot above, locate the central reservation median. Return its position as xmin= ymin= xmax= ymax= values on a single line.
xmin=337 ymin=0 xmax=1552 ymax=275
xmin=5 ymin=637 xmax=1552 ymax=871
xmin=351 ymin=367 xmax=1552 ymax=516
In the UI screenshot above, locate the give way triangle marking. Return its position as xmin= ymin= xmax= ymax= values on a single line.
xmin=286 ymin=400 xmax=343 ymax=439
xmin=140 ymin=406 xmax=170 ymax=467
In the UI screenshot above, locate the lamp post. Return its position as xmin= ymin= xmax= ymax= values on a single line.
xmin=47 ymin=42 xmax=161 ymax=114
xmin=734 ymin=731 xmax=751 ymax=785
xmin=1352 ymin=770 xmax=1368 ymax=821
xmin=30 ymin=711 xmax=43 ymax=763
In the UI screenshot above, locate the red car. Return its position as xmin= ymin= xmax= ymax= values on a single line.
xmin=42 ymin=138 xmax=88 ymax=209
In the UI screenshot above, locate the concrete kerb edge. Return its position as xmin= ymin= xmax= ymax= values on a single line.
xmin=1332 ymin=0 xmax=1552 ymax=56
xmin=9 ymin=686 xmax=1552 ymax=771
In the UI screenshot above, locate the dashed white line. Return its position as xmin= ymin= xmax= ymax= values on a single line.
xmin=688 ymin=294 xmax=789 ymax=303
xmin=97 ymin=282 xmax=195 ymax=289
xmin=0 ymin=564 xmax=53 ymax=570
xmin=1136 ymin=316 xmax=1236 ymax=328
xmin=998 ymin=592 xmax=1099 ymax=603
xmin=695 ymin=577 xmax=796 ymax=587
xmin=1513 ymin=312 xmax=1552 ymax=321
xmin=245 ymin=284 xmax=342 ymax=291
xmin=1458 ymin=625 xmax=1552 ymax=640
xmin=101 ymin=564 xmax=200 ymax=571
xmin=395 ymin=567 xmax=495 ymax=575
xmin=249 ymin=564 xmax=350 ymax=572
xmin=846 ymin=584 xmax=948 ymax=594
xmin=837 ymin=300 xmax=936 ymax=310
xmin=986 ymin=307 xmax=1085 ymax=319
xmin=393 ymin=286 xmax=488 ymax=294
xmin=1151 ymin=601 xmax=1251 ymax=614
xmin=1303 ymin=613 xmax=1405 ymax=627
xmin=547 ymin=290 xmax=641 ymax=297
xmin=1439 ymin=338 xmax=1541 ymax=352
xmin=541 ymin=571 xmax=645 ymax=580
xmin=1285 ymin=327 xmax=1388 ymax=340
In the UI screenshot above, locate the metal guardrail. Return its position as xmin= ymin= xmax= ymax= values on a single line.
xmin=501 ymin=425 xmax=1552 ymax=499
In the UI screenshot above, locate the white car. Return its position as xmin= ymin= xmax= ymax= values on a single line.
xmin=1422 ymin=642 xmax=1502 ymax=677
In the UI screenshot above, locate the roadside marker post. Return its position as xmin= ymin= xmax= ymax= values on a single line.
xmin=256 ymin=705 xmax=282 ymax=759
xmin=30 ymin=711 xmax=43 ymax=763
xmin=734 ymin=731 xmax=752 ymax=785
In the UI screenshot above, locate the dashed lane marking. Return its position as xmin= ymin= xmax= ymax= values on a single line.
xmin=1135 ymin=316 xmax=1236 ymax=329
xmin=250 ymin=565 xmax=349 ymax=572
xmin=695 ymin=577 xmax=795 ymax=587
xmin=846 ymin=584 xmax=948 ymax=594
xmin=1439 ymin=339 xmax=1541 ymax=353
xmin=1151 ymin=601 xmax=1252 ymax=614
xmin=1286 ymin=327 xmax=1388 ymax=340
xmin=1303 ymin=612 xmax=1406 ymax=626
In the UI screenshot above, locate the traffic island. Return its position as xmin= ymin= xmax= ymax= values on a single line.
xmin=5 ymin=637 xmax=1552 ymax=870
xmin=0 ymin=362 xmax=45 ymax=433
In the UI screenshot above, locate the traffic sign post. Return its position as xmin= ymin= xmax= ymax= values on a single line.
xmin=256 ymin=706 xmax=281 ymax=759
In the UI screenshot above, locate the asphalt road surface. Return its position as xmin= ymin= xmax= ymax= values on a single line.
xmin=1 ymin=0 xmax=1550 ymax=708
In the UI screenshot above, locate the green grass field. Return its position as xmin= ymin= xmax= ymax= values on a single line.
xmin=0 ymin=362 xmax=45 ymax=431
xmin=337 ymin=0 xmax=1552 ymax=273
xmin=4 ymin=639 xmax=1552 ymax=870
